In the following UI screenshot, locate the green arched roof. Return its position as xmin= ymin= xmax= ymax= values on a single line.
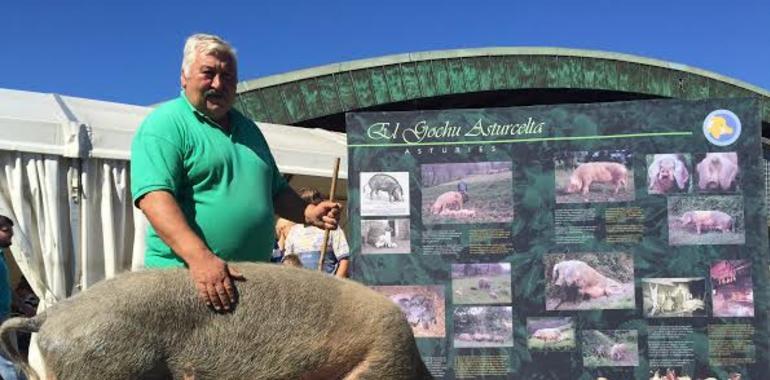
xmin=234 ymin=47 xmax=770 ymax=135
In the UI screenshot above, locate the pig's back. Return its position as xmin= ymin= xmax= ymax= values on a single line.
xmin=39 ymin=263 xmax=403 ymax=359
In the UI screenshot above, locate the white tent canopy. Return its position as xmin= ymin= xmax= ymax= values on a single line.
xmin=0 ymin=88 xmax=348 ymax=174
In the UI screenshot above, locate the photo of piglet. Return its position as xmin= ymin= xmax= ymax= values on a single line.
xmin=360 ymin=218 xmax=410 ymax=254
xmin=451 ymin=263 xmax=511 ymax=304
xmin=647 ymin=153 xmax=691 ymax=194
xmin=453 ymin=306 xmax=513 ymax=348
xmin=581 ymin=330 xmax=639 ymax=367
xmin=544 ymin=252 xmax=635 ymax=311
xmin=527 ymin=317 xmax=575 ymax=352
xmin=421 ymin=161 xmax=513 ymax=224
xmin=555 ymin=150 xmax=635 ymax=203
xmin=370 ymin=285 xmax=446 ymax=338
xmin=360 ymin=171 xmax=410 ymax=216
xmin=711 ymin=260 xmax=754 ymax=317
xmin=667 ymin=196 xmax=745 ymax=245
xmin=694 ymin=152 xmax=739 ymax=192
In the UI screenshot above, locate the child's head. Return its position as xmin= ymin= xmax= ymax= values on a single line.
xmin=281 ymin=254 xmax=303 ymax=268
xmin=0 ymin=215 xmax=13 ymax=248
xmin=297 ymin=187 xmax=324 ymax=206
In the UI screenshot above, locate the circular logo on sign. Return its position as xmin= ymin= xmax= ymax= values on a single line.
xmin=703 ymin=109 xmax=741 ymax=146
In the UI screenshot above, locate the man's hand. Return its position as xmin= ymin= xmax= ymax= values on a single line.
xmin=188 ymin=255 xmax=245 ymax=312
xmin=305 ymin=200 xmax=341 ymax=230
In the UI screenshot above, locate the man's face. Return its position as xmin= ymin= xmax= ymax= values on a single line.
xmin=181 ymin=52 xmax=237 ymax=123
xmin=0 ymin=223 xmax=13 ymax=248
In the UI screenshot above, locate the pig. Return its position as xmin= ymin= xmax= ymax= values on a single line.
xmin=552 ymin=260 xmax=622 ymax=300
xmin=396 ymin=295 xmax=436 ymax=330
xmin=457 ymin=333 xmax=473 ymax=341
xmin=696 ymin=152 xmax=738 ymax=191
xmin=532 ymin=328 xmax=563 ymax=343
xmin=366 ymin=224 xmax=397 ymax=248
xmin=477 ymin=277 xmax=491 ymax=290
xmin=366 ymin=173 xmax=404 ymax=202
xmin=565 ymin=162 xmax=629 ymax=195
xmin=0 ymin=263 xmax=432 ymax=380
xmin=679 ymin=210 xmax=734 ymax=234
xmin=648 ymin=154 xmax=689 ymax=194
xmin=610 ymin=343 xmax=629 ymax=361
xmin=430 ymin=191 xmax=464 ymax=215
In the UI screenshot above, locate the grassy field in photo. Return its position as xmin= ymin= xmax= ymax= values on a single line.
xmin=452 ymin=273 xmax=512 ymax=304
xmin=422 ymin=171 xmax=513 ymax=224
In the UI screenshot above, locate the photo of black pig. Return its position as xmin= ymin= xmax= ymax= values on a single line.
xmin=360 ymin=172 xmax=411 ymax=217
xmin=365 ymin=173 xmax=404 ymax=202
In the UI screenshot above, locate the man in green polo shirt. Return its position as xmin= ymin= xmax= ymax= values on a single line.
xmin=131 ymin=33 xmax=340 ymax=312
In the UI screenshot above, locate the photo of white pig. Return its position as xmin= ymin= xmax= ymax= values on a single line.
xmin=555 ymin=150 xmax=635 ymax=204
xmin=545 ymin=253 xmax=635 ymax=311
xmin=421 ymin=162 xmax=513 ymax=225
xmin=566 ymin=162 xmax=629 ymax=195
xmin=0 ymin=264 xmax=433 ymax=380
xmin=430 ymin=190 xmax=465 ymax=215
xmin=647 ymin=154 xmax=690 ymax=194
xmin=678 ymin=210 xmax=733 ymax=234
xmin=668 ymin=196 xmax=744 ymax=245
xmin=695 ymin=152 xmax=739 ymax=192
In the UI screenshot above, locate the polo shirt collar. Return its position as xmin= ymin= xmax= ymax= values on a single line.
xmin=179 ymin=90 xmax=237 ymax=134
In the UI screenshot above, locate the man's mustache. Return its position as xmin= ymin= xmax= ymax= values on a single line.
xmin=205 ymin=89 xmax=225 ymax=99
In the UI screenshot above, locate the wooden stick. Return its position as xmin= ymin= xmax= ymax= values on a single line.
xmin=318 ymin=157 xmax=341 ymax=272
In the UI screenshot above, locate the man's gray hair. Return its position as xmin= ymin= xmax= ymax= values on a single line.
xmin=181 ymin=33 xmax=237 ymax=77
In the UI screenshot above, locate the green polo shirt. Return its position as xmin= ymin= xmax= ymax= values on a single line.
xmin=131 ymin=93 xmax=288 ymax=268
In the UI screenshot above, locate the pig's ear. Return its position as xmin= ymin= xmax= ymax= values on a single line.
xmin=647 ymin=158 xmax=659 ymax=190
xmin=674 ymin=158 xmax=689 ymax=189
xmin=719 ymin=158 xmax=739 ymax=191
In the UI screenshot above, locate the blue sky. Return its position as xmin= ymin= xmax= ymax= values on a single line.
xmin=4 ymin=1 xmax=768 ymax=106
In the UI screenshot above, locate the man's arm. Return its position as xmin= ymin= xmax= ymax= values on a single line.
xmin=137 ymin=190 xmax=243 ymax=311
xmin=335 ymin=259 xmax=350 ymax=279
xmin=273 ymin=187 xmax=341 ymax=230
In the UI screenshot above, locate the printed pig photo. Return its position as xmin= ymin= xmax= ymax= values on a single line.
xmin=360 ymin=171 xmax=410 ymax=216
xmin=555 ymin=150 xmax=635 ymax=204
xmin=646 ymin=153 xmax=691 ymax=194
xmin=451 ymin=263 xmax=512 ymax=304
xmin=581 ymin=330 xmax=639 ymax=367
xmin=360 ymin=218 xmax=410 ymax=254
xmin=527 ymin=317 xmax=576 ymax=352
xmin=452 ymin=306 xmax=513 ymax=348
xmin=544 ymin=252 xmax=635 ymax=311
xmin=667 ymin=196 xmax=745 ymax=245
xmin=420 ymin=161 xmax=513 ymax=224
xmin=370 ymin=285 xmax=446 ymax=338
xmin=693 ymin=152 xmax=739 ymax=193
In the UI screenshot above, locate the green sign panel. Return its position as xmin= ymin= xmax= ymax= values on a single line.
xmin=346 ymin=99 xmax=768 ymax=380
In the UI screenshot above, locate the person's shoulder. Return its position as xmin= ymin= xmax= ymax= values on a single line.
xmin=136 ymin=97 xmax=189 ymax=138
xmin=232 ymin=111 xmax=266 ymax=136
xmin=230 ymin=108 xmax=254 ymax=125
